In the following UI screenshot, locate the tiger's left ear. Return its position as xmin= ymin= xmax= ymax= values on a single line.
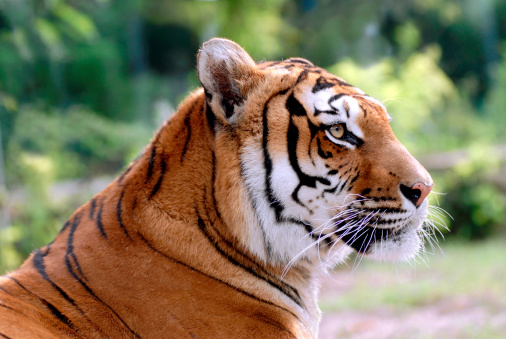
xmin=197 ymin=38 xmax=259 ymax=120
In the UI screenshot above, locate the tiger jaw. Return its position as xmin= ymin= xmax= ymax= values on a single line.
xmin=299 ymin=193 xmax=429 ymax=265
xmin=330 ymin=199 xmax=429 ymax=262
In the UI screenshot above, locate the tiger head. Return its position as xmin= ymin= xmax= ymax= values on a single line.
xmin=198 ymin=38 xmax=433 ymax=270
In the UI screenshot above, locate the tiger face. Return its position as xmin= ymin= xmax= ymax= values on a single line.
xmin=199 ymin=39 xmax=433 ymax=270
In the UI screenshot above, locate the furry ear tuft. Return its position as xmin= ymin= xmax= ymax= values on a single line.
xmin=197 ymin=38 xmax=258 ymax=119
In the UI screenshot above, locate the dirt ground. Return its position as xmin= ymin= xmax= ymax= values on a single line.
xmin=318 ymin=269 xmax=506 ymax=339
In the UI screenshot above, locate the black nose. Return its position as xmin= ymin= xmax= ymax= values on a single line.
xmin=400 ymin=182 xmax=432 ymax=207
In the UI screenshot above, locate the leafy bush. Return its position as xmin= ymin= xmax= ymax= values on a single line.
xmin=6 ymin=105 xmax=151 ymax=184
xmin=0 ymin=105 xmax=152 ymax=273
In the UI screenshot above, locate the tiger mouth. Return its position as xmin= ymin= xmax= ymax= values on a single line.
xmin=328 ymin=218 xmax=418 ymax=254
xmin=335 ymin=224 xmax=402 ymax=253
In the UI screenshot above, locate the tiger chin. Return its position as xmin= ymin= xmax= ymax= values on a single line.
xmin=0 ymin=38 xmax=433 ymax=338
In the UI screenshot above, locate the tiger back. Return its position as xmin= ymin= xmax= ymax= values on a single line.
xmin=0 ymin=38 xmax=433 ymax=338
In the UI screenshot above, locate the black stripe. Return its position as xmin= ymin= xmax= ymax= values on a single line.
xmin=312 ymin=76 xmax=335 ymax=93
xmin=317 ymin=138 xmax=332 ymax=159
xmin=0 ymin=303 xmax=15 ymax=311
xmin=295 ymin=69 xmax=308 ymax=84
xmin=361 ymin=188 xmax=371 ymax=195
xmin=118 ymin=162 xmax=134 ymax=184
xmin=180 ymin=113 xmax=192 ymax=163
xmin=0 ymin=332 xmax=12 ymax=339
xmin=59 ymin=219 xmax=71 ymax=234
xmin=263 ymin=96 xmax=285 ymax=222
xmin=116 ymin=190 xmax=131 ymax=238
xmin=118 ymin=153 xmax=141 ymax=184
xmin=324 ymin=185 xmax=339 ymax=194
xmin=95 ymin=200 xmax=107 ymax=238
xmin=65 ymin=214 xmax=140 ymax=338
xmin=7 ymin=277 xmax=75 ymax=330
xmin=341 ymin=130 xmax=364 ymax=147
xmin=314 ymin=108 xmax=338 ymax=116
xmin=0 ymin=285 xmax=12 ymax=295
xmin=360 ymin=104 xmax=368 ymax=118
xmin=261 ymin=91 xmax=323 ymax=241
xmin=30 ymin=235 xmax=102 ymax=334
xmin=118 ymin=167 xmax=130 ymax=184
xmin=209 ymin=153 xmax=227 ymax=232
xmin=284 ymin=95 xmax=330 ymax=187
xmin=149 ymin=156 xmax=166 ymax=200
xmin=312 ymin=76 xmax=352 ymax=93
xmin=137 ymin=232 xmax=302 ymax=323
xmin=89 ymin=198 xmax=97 ymax=220
xmin=199 ymin=187 xmax=303 ymax=308
xmin=337 ymin=176 xmax=349 ymax=193
xmin=65 ymin=214 xmax=86 ymax=281
xmin=196 ymin=213 xmax=304 ymax=308
xmin=146 ymin=145 xmax=157 ymax=182
xmin=328 ymin=93 xmax=345 ymax=105
xmin=285 ymin=93 xmax=306 ymax=116
xmin=33 ymin=249 xmax=76 ymax=308
xmin=205 ymin=101 xmax=216 ymax=132
xmin=346 ymin=171 xmax=360 ymax=192
xmin=287 ymin=117 xmax=331 ymax=191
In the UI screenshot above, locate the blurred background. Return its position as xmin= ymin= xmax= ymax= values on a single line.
xmin=0 ymin=0 xmax=505 ymax=337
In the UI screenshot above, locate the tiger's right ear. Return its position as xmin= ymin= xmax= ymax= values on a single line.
xmin=197 ymin=38 xmax=259 ymax=120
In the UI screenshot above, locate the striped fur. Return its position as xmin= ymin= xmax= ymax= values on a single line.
xmin=0 ymin=38 xmax=432 ymax=338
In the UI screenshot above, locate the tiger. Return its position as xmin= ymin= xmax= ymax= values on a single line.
xmin=0 ymin=38 xmax=433 ymax=338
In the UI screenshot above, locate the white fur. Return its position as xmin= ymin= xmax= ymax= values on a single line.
xmin=366 ymin=199 xmax=428 ymax=261
xmin=241 ymin=143 xmax=318 ymax=263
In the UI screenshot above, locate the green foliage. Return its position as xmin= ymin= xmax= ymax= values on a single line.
xmin=483 ymin=47 xmax=506 ymax=136
xmin=443 ymin=181 xmax=506 ymax=239
xmin=0 ymin=105 xmax=151 ymax=273
xmin=435 ymin=147 xmax=506 ymax=240
xmin=6 ymin=106 xmax=151 ymax=183
xmin=0 ymin=149 xmax=85 ymax=273
xmin=142 ymin=0 xmax=297 ymax=60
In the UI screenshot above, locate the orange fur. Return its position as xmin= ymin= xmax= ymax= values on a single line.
xmin=0 ymin=38 xmax=432 ymax=338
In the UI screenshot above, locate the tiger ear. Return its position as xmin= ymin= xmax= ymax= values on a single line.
xmin=197 ymin=38 xmax=259 ymax=120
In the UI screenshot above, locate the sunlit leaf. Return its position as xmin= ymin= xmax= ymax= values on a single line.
xmin=34 ymin=18 xmax=65 ymax=59
xmin=54 ymin=3 xmax=98 ymax=41
xmin=11 ymin=28 xmax=33 ymax=61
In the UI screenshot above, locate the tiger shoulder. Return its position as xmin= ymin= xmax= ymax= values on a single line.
xmin=0 ymin=38 xmax=433 ymax=338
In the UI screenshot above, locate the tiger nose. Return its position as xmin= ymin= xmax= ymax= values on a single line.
xmin=400 ymin=182 xmax=433 ymax=207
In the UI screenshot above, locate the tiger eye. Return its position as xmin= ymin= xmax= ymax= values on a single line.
xmin=329 ymin=124 xmax=345 ymax=139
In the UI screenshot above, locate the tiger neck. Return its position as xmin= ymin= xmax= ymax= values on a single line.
xmin=15 ymin=89 xmax=321 ymax=336
xmin=131 ymin=89 xmax=322 ymax=330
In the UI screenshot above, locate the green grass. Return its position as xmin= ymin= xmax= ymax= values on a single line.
xmin=319 ymin=239 xmax=506 ymax=313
